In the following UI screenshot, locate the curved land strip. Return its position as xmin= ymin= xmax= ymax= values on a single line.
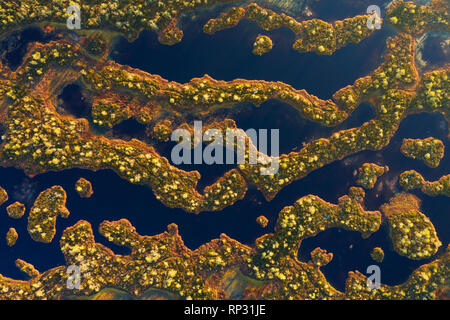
xmin=387 ymin=0 xmax=450 ymax=35
xmin=6 ymin=227 xmax=18 ymax=247
xmin=0 ymin=0 xmax=448 ymax=301
xmin=399 ymin=170 xmax=450 ymax=197
xmin=0 ymin=189 xmax=447 ymax=300
xmin=203 ymin=3 xmax=377 ymax=55
xmin=309 ymin=247 xmax=333 ymax=268
xmin=15 ymin=259 xmax=40 ymax=278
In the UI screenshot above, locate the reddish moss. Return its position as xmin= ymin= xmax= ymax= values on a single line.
xmin=381 ymin=193 xmax=441 ymax=260
xmin=256 ymin=215 xmax=269 ymax=228
xmin=356 ymin=163 xmax=389 ymax=189
xmin=27 ymin=186 xmax=70 ymax=243
xmin=310 ymin=247 xmax=333 ymax=267
xmin=400 ymin=137 xmax=444 ymax=168
xmin=75 ymin=178 xmax=94 ymax=198
xmin=6 ymin=228 xmax=18 ymax=247
xmin=399 ymin=170 xmax=449 ymax=197
xmin=252 ymin=35 xmax=273 ymax=56
xmin=6 ymin=202 xmax=26 ymax=219
xmin=371 ymin=247 xmax=385 ymax=263
xmin=15 ymin=259 xmax=40 ymax=278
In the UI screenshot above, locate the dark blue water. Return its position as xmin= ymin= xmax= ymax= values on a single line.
xmin=0 ymin=1 xmax=448 ymax=293
xmin=110 ymin=16 xmax=392 ymax=99
xmin=421 ymin=32 xmax=450 ymax=71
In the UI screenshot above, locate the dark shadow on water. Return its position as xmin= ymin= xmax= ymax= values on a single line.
xmin=57 ymin=83 xmax=91 ymax=119
xmin=0 ymin=26 xmax=45 ymax=70
xmin=112 ymin=118 xmax=148 ymax=141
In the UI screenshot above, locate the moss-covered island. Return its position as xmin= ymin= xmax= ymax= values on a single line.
xmin=0 ymin=186 xmax=8 ymax=206
xmin=75 ymin=178 xmax=94 ymax=198
xmin=371 ymin=247 xmax=385 ymax=263
xmin=204 ymin=3 xmax=379 ymax=55
xmin=400 ymin=137 xmax=445 ymax=168
xmin=0 ymin=188 xmax=447 ymax=300
xmin=6 ymin=228 xmax=18 ymax=247
xmin=381 ymin=193 xmax=441 ymax=260
xmin=0 ymin=0 xmax=448 ymax=300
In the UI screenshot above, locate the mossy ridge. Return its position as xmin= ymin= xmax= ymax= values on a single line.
xmin=204 ymin=3 xmax=377 ymax=55
xmin=399 ymin=170 xmax=450 ymax=197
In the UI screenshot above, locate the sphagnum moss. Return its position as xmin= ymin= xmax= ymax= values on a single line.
xmin=6 ymin=202 xmax=25 ymax=219
xmin=15 ymin=259 xmax=40 ymax=278
xmin=75 ymin=178 xmax=94 ymax=198
xmin=204 ymin=3 xmax=377 ymax=55
xmin=400 ymin=137 xmax=445 ymax=168
xmin=399 ymin=170 xmax=450 ymax=197
xmin=0 ymin=0 xmax=448 ymax=300
xmin=256 ymin=215 xmax=269 ymax=228
xmin=371 ymin=247 xmax=385 ymax=263
xmin=0 ymin=191 xmax=447 ymax=300
xmin=356 ymin=163 xmax=389 ymax=189
xmin=0 ymin=186 xmax=7 ymax=206
xmin=0 ymin=0 xmax=243 ymax=44
xmin=252 ymin=35 xmax=273 ymax=56
xmin=381 ymin=193 xmax=441 ymax=260
xmin=27 ymin=186 xmax=70 ymax=243
xmin=6 ymin=228 xmax=18 ymax=247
